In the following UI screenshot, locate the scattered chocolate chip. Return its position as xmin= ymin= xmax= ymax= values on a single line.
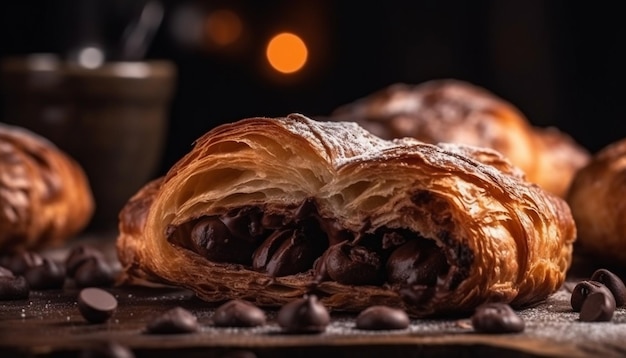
xmin=65 ymin=245 xmax=105 ymax=278
xmin=212 ymin=299 xmax=267 ymax=327
xmin=145 ymin=307 xmax=199 ymax=334
xmin=0 ymin=266 xmax=14 ymax=278
xmin=355 ymin=305 xmax=410 ymax=330
xmin=73 ymin=257 xmax=115 ymax=288
xmin=471 ymin=302 xmax=525 ymax=334
xmin=590 ymin=268 xmax=626 ymax=307
xmin=571 ymin=280 xmax=614 ymax=312
xmin=3 ymin=251 xmax=43 ymax=275
xmin=23 ymin=258 xmax=65 ymax=290
xmin=0 ymin=276 xmax=29 ymax=300
xmin=78 ymin=341 xmax=135 ymax=358
xmin=78 ymin=287 xmax=118 ymax=324
xmin=579 ymin=291 xmax=616 ymax=322
xmin=277 ymin=295 xmax=330 ymax=334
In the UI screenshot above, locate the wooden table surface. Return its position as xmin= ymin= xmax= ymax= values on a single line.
xmin=0 ymin=234 xmax=624 ymax=358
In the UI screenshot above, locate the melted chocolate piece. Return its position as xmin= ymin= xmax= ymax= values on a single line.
xmin=590 ymin=269 xmax=626 ymax=307
xmin=221 ymin=208 xmax=264 ymax=240
xmin=168 ymin=198 xmax=463 ymax=296
xmin=191 ymin=217 xmax=256 ymax=264
xmin=471 ymin=302 xmax=525 ymax=334
xmin=381 ymin=231 xmax=407 ymax=250
xmin=212 ymin=299 xmax=267 ymax=327
xmin=277 ymin=295 xmax=330 ymax=334
xmin=386 ymin=239 xmax=448 ymax=286
xmin=252 ymin=227 xmax=324 ymax=277
xmin=355 ymin=305 xmax=410 ymax=330
xmin=322 ymin=242 xmax=384 ymax=285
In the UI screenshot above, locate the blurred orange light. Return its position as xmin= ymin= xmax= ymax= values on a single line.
xmin=266 ymin=32 xmax=308 ymax=74
xmin=205 ymin=9 xmax=242 ymax=46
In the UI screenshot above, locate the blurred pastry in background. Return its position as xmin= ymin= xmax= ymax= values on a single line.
xmin=566 ymin=138 xmax=626 ymax=266
xmin=329 ymin=79 xmax=590 ymax=198
xmin=0 ymin=123 xmax=94 ymax=252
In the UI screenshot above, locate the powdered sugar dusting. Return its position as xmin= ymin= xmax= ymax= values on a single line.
xmin=279 ymin=114 xmax=535 ymax=203
xmin=281 ymin=113 xmax=403 ymax=165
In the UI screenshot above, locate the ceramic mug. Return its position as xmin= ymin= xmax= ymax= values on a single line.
xmin=1 ymin=54 xmax=177 ymax=232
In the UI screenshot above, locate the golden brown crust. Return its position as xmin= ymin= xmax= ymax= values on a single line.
xmin=330 ymin=79 xmax=590 ymax=198
xmin=566 ymin=138 xmax=626 ymax=265
xmin=0 ymin=123 xmax=94 ymax=251
xmin=116 ymin=114 xmax=575 ymax=317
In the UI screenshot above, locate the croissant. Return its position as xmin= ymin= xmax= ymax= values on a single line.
xmin=329 ymin=79 xmax=590 ymax=198
xmin=566 ymin=138 xmax=626 ymax=265
xmin=117 ymin=113 xmax=575 ymax=317
xmin=0 ymin=123 xmax=94 ymax=251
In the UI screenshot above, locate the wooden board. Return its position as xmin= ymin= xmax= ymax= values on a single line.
xmin=0 ymin=235 xmax=625 ymax=358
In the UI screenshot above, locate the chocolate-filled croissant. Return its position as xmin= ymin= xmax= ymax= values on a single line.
xmin=0 ymin=123 xmax=94 ymax=251
xmin=567 ymin=138 xmax=626 ymax=266
xmin=117 ymin=114 xmax=575 ymax=317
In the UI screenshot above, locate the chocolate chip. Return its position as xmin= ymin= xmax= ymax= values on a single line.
xmin=191 ymin=217 xmax=255 ymax=264
xmin=590 ymin=268 xmax=626 ymax=307
xmin=579 ymin=291 xmax=616 ymax=322
xmin=145 ymin=307 xmax=199 ymax=334
xmin=277 ymin=295 xmax=330 ymax=334
xmin=220 ymin=208 xmax=263 ymax=240
xmin=65 ymin=245 xmax=105 ymax=277
xmin=3 ymin=251 xmax=43 ymax=275
xmin=571 ymin=280 xmax=614 ymax=312
xmin=386 ymin=239 xmax=448 ymax=286
xmin=212 ymin=299 xmax=267 ymax=327
xmin=252 ymin=228 xmax=322 ymax=277
xmin=23 ymin=258 xmax=65 ymax=290
xmin=78 ymin=341 xmax=135 ymax=358
xmin=78 ymin=287 xmax=118 ymax=324
xmin=73 ymin=257 xmax=115 ymax=288
xmin=322 ymin=242 xmax=384 ymax=285
xmin=0 ymin=276 xmax=29 ymax=300
xmin=355 ymin=305 xmax=410 ymax=330
xmin=471 ymin=302 xmax=525 ymax=334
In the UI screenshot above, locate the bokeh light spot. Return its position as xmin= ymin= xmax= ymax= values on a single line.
xmin=205 ymin=9 xmax=243 ymax=47
xmin=266 ymin=32 xmax=308 ymax=74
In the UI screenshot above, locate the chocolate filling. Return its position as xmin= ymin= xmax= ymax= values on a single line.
xmin=167 ymin=196 xmax=473 ymax=296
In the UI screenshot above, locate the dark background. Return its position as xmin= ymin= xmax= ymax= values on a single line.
xmin=0 ymin=0 xmax=624 ymax=175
